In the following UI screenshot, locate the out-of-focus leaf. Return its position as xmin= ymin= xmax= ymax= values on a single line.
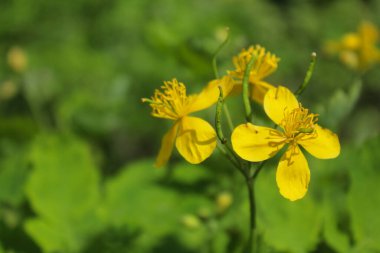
xmin=0 ymin=149 xmax=28 ymax=206
xmin=104 ymin=160 xmax=213 ymax=252
xmin=255 ymin=166 xmax=322 ymax=253
xmin=57 ymin=75 xmax=130 ymax=135
xmin=315 ymin=79 xmax=361 ymax=130
xmin=342 ymin=107 xmax=380 ymax=146
xmin=322 ymin=203 xmax=350 ymax=253
xmin=309 ymin=156 xmax=351 ymax=253
xmin=24 ymin=134 xmax=103 ymax=253
xmin=0 ymin=116 xmax=38 ymax=141
xmin=347 ymin=135 xmax=380 ymax=252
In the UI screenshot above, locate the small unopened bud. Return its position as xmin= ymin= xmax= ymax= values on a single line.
xmin=0 ymin=80 xmax=18 ymax=100
xmin=7 ymin=46 xmax=28 ymax=73
xmin=181 ymin=214 xmax=201 ymax=229
xmin=215 ymin=27 xmax=230 ymax=43
xmin=216 ymin=192 xmax=233 ymax=213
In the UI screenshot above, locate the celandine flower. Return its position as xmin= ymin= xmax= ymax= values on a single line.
xmin=143 ymin=77 xmax=233 ymax=167
xmin=231 ymin=86 xmax=340 ymax=201
xmin=325 ymin=21 xmax=380 ymax=71
xmin=228 ymin=45 xmax=280 ymax=103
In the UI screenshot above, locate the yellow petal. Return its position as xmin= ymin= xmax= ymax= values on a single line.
xmin=250 ymin=81 xmax=275 ymax=104
xmin=359 ymin=21 xmax=379 ymax=45
xmin=231 ymin=123 xmax=285 ymax=162
xmin=341 ymin=33 xmax=361 ymax=50
xmin=264 ymin=86 xmax=299 ymax=125
xmin=188 ymin=75 xmax=234 ymax=113
xmin=276 ymin=146 xmax=310 ymax=201
xmin=298 ymin=124 xmax=340 ymax=159
xmin=155 ymin=122 xmax=179 ymax=167
xmin=175 ymin=116 xmax=217 ymax=164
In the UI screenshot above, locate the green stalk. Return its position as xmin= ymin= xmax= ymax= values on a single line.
xmin=245 ymin=177 xmax=256 ymax=253
xmin=242 ymin=54 xmax=256 ymax=122
xmin=215 ymin=86 xmax=227 ymax=144
xmin=295 ymin=52 xmax=317 ymax=96
xmin=212 ymin=27 xmax=230 ymax=79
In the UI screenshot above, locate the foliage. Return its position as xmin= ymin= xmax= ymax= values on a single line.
xmin=1 ymin=0 xmax=380 ymax=252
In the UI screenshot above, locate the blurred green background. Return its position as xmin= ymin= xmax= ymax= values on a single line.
xmin=1 ymin=0 xmax=380 ymax=252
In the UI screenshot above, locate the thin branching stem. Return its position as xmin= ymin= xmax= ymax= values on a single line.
xmin=212 ymin=27 xmax=230 ymax=79
xmin=242 ymin=54 xmax=256 ymax=122
xmin=295 ymin=52 xmax=317 ymax=96
xmin=215 ymin=86 xmax=227 ymax=144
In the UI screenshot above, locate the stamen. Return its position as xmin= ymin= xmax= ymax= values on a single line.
xmin=229 ymin=45 xmax=280 ymax=81
xmin=143 ymin=79 xmax=192 ymax=120
xmin=280 ymin=106 xmax=318 ymax=143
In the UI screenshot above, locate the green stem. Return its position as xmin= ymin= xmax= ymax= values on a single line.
xmin=295 ymin=52 xmax=317 ymax=96
xmin=242 ymin=54 xmax=256 ymax=122
xmin=245 ymin=177 xmax=256 ymax=253
xmin=252 ymin=160 xmax=267 ymax=180
xmin=215 ymin=86 xmax=227 ymax=144
xmin=212 ymin=27 xmax=230 ymax=79
xmin=215 ymin=85 xmax=241 ymax=170
xmin=223 ymin=103 xmax=234 ymax=132
xmin=217 ymin=144 xmax=240 ymax=169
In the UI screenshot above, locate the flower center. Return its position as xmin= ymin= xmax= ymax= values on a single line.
xmin=280 ymin=106 xmax=318 ymax=143
xmin=142 ymin=79 xmax=192 ymax=120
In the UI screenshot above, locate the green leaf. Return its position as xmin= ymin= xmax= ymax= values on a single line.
xmin=347 ymin=135 xmax=380 ymax=252
xmin=315 ymin=79 xmax=361 ymax=130
xmin=104 ymin=160 xmax=213 ymax=252
xmin=0 ymin=148 xmax=29 ymax=206
xmin=309 ymin=157 xmax=351 ymax=253
xmin=323 ymin=206 xmax=350 ymax=253
xmin=24 ymin=134 xmax=103 ymax=253
xmin=255 ymin=166 xmax=322 ymax=253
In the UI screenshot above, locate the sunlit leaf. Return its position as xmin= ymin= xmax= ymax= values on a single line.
xmin=104 ymin=160 xmax=213 ymax=252
xmin=24 ymin=134 xmax=103 ymax=253
xmin=255 ymin=165 xmax=322 ymax=253
xmin=347 ymin=135 xmax=380 ymax=252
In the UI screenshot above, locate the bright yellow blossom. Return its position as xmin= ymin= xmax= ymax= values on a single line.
xmin=325 ymin=21 xmax=380 ymax=71
xmin=228 ymin=45 xmax=280 ymax=103
xmin=143 ymin=77 xmax=234 ymax=167
xmin=231 ymin=86 xmax=340 ymax=201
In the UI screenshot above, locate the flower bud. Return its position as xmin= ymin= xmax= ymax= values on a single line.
xmin=7 ymin=46 xmax=28 ymax=73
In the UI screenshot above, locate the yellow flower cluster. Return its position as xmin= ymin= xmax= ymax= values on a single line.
xmin=325 ymin=21 xmax=380 ymax=72
xmin=143 ymin=44 xmax=340 ymax=201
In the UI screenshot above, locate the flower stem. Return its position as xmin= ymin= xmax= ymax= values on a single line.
xmin=212 ymin=27 xmax=230 ymax=79
xmin=223 ymin=103 xmax=234 ymax=132
xmin=215 ymin=86 xmax=227 ymax=144
xmin=295 ymin=52 xmax=317 ymax=96
xmin=211 ymin=28 xmax=234 ymax=132
xmin=242 ymin=54 xmax=256 ymax=122
xmin=245 ymin=177 xmax=256 ymax=253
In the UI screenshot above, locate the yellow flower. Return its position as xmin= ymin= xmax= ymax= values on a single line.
xmin=228 ymin=45 xmax=280 ymax=103
xmin=325 ymin=21 xmax=380 ymax=71
xmin=143 ymin=77 xmax=234 ymax=167
xmin=231 ymin=86 xmax=340 ymax=201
